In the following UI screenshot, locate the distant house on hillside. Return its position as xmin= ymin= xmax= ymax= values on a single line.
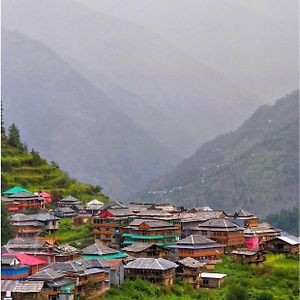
xmin=10 ymin=214 xmax=44 ymax=238
xmin=92 ymin=208 xmax=134 ymax=247
xmin=28 ymin=268 xmax=76 ymax=298
xmin=4 ymin=192 xmax=45 ymax=210
xmin=125 ymin=258 xmax=178 ymax=285
xmin=230 ymin=208 xmax=259 ymax=228
xmin=86 ymin=199 xmax=104 ymax=214
xmin=176 ymin=257 xmax=206 ymax=289
xmin=179 ymin=210 xmax=227 ymax=237
xmin=192 ymin=218 xmax=244 ymax=251
xmin=1 ymin=280 xmax=44 ymax=299
xmin=122 ymin=219 xmax=181 ymax=247
xmin=264 ymin=234 xmax=300 ymax=255
xmin=200 ymin=272 xmax=227 ymax=288
xmin=244 ymin=222 xmax=281 ymax=246
xmin=53 ymin=207 xmax=77 ymax=218
xmin=231 ymin=248 xmax=265 ymax=266
xmin=28 ymin=213 xmax=60 ymax=232
xmin=57 ymin=195 xmax=82 ymax=208
xmin=122 ymin=242 xmax=169 ymax=258
xmin=169 ymin=234 xmax=225 ymax=262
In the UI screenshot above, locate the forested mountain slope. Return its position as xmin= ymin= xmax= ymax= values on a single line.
xmin=1 ymin=127 xmax=108 ymax=204
xmin=141 ymin=91 xmax=299 ymax=216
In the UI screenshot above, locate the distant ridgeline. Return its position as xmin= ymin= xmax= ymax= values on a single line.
xmin=1 ymin=123 xmax=109 ymax=204
xmin=139 ymin=91 xmax=299 ymax=217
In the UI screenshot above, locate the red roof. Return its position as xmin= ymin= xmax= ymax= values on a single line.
xmin=39 ymin=192 xmax=51 ymax=198
xmin=3 ymin=253 xmax=47 ymax=266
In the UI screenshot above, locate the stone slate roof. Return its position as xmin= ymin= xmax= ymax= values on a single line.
xmin=8 ymin=192 xmax=43 ymax=200
xmin=136 ymin=209 xmax=172 ymax=217
xmin=55 ymin=207 xmax=76 ymax=213
xmin=234 ymin=208 xmax=254 ymax=217
xmin=1 ymin=246 xmax=14 ymax=254
xmin=13 ymin=280 xmax=44 ymax=293
xmin=107 ymin=208 xmax=134 ymax=217
xmin=28 ymin=268 xmax=65 ymax=281
xmin=128 ymin=219 xmax=174 ymax=228
xmin=232 ymin=248 xmax=261 ymax=256
xmin=28 ymin=213 xmax=60 ymax=221
xmin=82 ymin=243 xmax=119 ymax=255
xmin=196 ymin=218 xmax=244 ymax=232
xmin=177 ymin=257 xmax=206 ymax=268
xmin=244 ymin=222 xmax=281 ymax=236
xmin=1 ymin=255 xmax=20 ymax=265
xmin=125 ymin=258 xmax=178 ymax=270
xmin=122 ymin=242 xmax=156 ymax=253
xmin=179 ymin=211 xmax=225 ymax=222
xmin=53 ymin=243 xmax=81 ymax=255
xmin=59 ymin=195 xmax=80 ymax=203
xmin=80 ymin=259 xmax=111 ymax=269
xmin=79 ymin=268 xmax=105 ymax=276
xmin=177 ymin=235 xmax=216 ymax=245
xmin=43 ymin=262 xmax=85 ymax=273
xmin=1 ymin=280 xmax=44 ymax=293
xmin=7 ymin=238 xmax=46 ymax=249
xmin=47 ymin=277 xmax=76 ymax=287
xmin=10 ymin=213 xmax=34 ymax=222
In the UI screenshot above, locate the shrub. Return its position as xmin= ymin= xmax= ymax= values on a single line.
xmin=255 ymin=291 xmax=274 ymax=300
xmin=226 ymin=285 xmax=248 ymax=300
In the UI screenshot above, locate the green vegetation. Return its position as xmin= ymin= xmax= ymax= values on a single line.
xmin=1 ymin=203 xmax=15 ymax=245
xmin=46 ymin=218 xmax=92 ymax=247
xmin=265 ymin=208 xmax=299 ymax=236
xmin=97 ymin=255 xmax=299 ymax=300
xmin=1 ymin=124 xmax=109 ymax=204
xmin=141 ymin=91 xmax=299 ymax=217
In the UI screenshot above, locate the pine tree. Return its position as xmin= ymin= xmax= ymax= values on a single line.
xmin=1 ymin=99 xmax=5 ymax=138
xmin=1 ymin=203 xmax=15 ymax=245
xmin=7 ymin=123 xmax=21 ymax=148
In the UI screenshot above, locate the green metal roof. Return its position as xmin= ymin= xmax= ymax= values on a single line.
xmin=2 ymin=186 xmax=32 ymax=195
xmin=122 ymin=233 xmax=180 ymax=240
xmin=155 ymin=242 xmax=176 ymax=246
xmin=82 ymin=252 xmax=127 ymax=260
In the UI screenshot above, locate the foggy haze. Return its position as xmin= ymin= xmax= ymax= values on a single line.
xmin=2 ymin=0 xmax=298 ymax=200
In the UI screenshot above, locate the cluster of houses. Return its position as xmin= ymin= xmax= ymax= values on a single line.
xmin=1 ymin=186 xmax=299 ymax=300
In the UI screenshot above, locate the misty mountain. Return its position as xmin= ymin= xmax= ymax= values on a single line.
xmin=2 ymin=0 xmax=261 ymax=157
xmin=82 ymin=0 xmax=299 ymax=102
xmin=2 ymin=30 xmax=178 ymax=200
xmin=140 ymin=91 xmax=299 ymax=216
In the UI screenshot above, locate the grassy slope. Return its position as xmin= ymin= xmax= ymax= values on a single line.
xmin=1 ymin=138 xmax=109 ymax=203
xmin=99 ymin=255 xmax=299 ymax=300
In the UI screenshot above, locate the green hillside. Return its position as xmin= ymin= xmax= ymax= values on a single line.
xmin=1 ymin=124 xmax=109 ymax=204
xmin=140 ymin=91 xmax=299 ymax=217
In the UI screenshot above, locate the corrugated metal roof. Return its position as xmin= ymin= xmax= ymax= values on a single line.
xmin=276 ymin=235 xmax=300 ymax=245
xmin=201 ymin=272 xmax=227 ymax=279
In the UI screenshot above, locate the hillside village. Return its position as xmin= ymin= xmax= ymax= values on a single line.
xmin=1 ymin=185 xmax=299 ymax=299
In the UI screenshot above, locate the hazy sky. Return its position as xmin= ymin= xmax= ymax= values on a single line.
xmin=78 ymin=0 xmax=299 ymax=102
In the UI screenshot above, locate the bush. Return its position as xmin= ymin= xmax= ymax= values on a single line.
xmin=254 ymin=291 xmax=274 ymax=300
xmin=226 ymin=285 xmax=248 ymax=300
